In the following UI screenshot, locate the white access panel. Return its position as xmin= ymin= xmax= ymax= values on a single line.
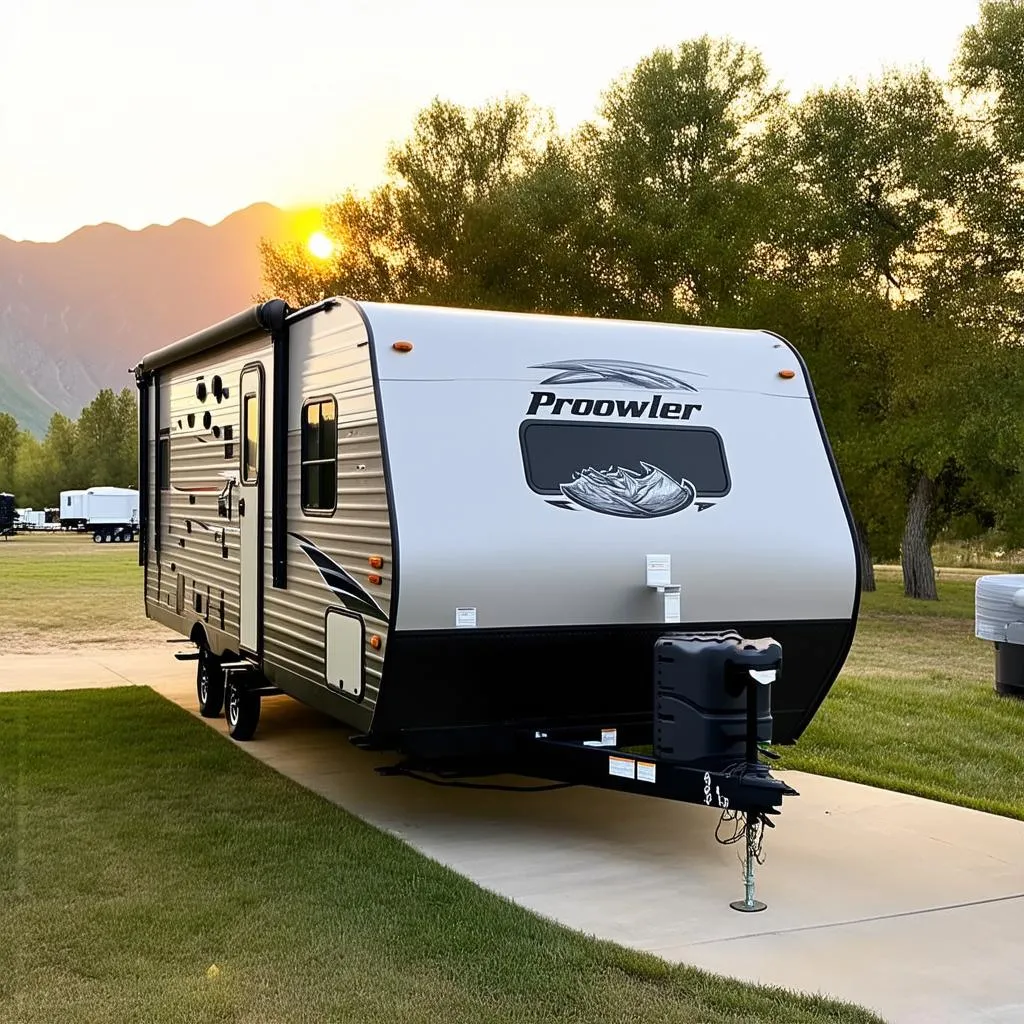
xmin=325 ymin=610 xmax=364 ymax=699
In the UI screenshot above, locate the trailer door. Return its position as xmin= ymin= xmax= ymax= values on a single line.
xmin=239 ymin=364 xmax=265 ymax=654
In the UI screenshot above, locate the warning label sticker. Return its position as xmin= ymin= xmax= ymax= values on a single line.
xmin=608 ymin=756 xmax=635 ymax=780
xmin=636 ymin=762 xmax=656 ymax=784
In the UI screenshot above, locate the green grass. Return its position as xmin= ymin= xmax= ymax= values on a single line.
xmin=776 ymin=574 xmax=1024 ymax=820
xmin=0 ymin=534 xmax=158 ymax=650
xmin=0 ymin=688 xmax=882 ymax=1024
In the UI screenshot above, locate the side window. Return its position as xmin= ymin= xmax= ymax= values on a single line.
xmin=159 ymin=436 xmax=170 ymax=490
xmin=301 ymin=397 xmax=338 ymax=514
xmin=242 ymin=393 xmax=259 ymax=483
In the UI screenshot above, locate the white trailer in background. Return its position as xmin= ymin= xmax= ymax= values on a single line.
xmin=60 ymin=489 xmax=87 ymax=530
xmin=83 ymin=486 xmax=139 ymax=542
xmin=16 ymin=509 xmax=47 ymax=530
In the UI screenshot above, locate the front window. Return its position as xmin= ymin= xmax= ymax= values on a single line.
xmin=519 ymin=421 xmax=731 ymax=499
xmin=301 ymin=397 xmax=338 ymax=514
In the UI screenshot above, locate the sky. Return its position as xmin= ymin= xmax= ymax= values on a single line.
xmin=0 ymin=0 xmax=983 ymax=242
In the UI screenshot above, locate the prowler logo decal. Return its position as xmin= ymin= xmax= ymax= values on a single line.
xmin=519 ymin=358 xmax=729 ymax=519
xmin=291 ymin=533 xmax=387 ymax=622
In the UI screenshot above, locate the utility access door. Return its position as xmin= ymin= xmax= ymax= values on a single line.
xmin=238 ymin=364 xmax=265 ymax=655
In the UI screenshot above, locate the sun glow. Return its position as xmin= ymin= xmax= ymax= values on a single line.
xmin=307 ymin=231 xmax=335 ymax=259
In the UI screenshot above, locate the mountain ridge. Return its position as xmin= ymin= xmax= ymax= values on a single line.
xmin=0 ymin=202 xmax=294 ymax=435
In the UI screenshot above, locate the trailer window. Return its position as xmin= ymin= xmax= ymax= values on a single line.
xmin=519 ymin=421 xmax=731 ymax=497
xmin=242 ymin=393 xmax=259 ymax=484
xmin=301 ymin=397 xmax=338 ymax=514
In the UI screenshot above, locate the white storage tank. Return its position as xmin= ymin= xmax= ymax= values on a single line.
xmin=975 ymin=574 xmax=1024 ymax=697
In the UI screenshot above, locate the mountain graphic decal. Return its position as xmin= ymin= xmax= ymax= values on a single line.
xmin=560 ymin=464 xmax=697 ymax=518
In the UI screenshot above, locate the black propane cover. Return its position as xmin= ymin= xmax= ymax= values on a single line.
xmin=654 ymin=631 xmax=781 ymax=769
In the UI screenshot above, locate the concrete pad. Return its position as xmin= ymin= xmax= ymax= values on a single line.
xmin=7 ymin=649 xmax=1024 ymax=1022
xmin=0 ymin=645 xmax=185 ymax=691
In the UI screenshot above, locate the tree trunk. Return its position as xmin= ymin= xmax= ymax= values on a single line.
xmin=901 ymin=473 xmax=938 ymax=600
xmin=856 ymin=520 xmax=876 ymax=592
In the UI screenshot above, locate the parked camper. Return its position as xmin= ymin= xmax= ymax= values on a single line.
xmin=60 ymin=489 xmax=86 ymax=530
xmin=0 ymin=493 xmax=14 ymax=538
xmin=83 ymin=486 xmax=139 ymax=543
xmin=60 ymin=486 xmax=139 ymax=541
xmin=134 ymin=297 xmax=859 ymax=888
xmin=17 ymin=509 xmax=46 ymax=530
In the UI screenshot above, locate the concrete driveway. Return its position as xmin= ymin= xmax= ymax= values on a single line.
xmin=4 ymin=646 xmax=1024 ymax=1024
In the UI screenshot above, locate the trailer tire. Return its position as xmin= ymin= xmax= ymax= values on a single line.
xmin=225 ymin=681 xmax=260 ymax=741
xmin=196 ymin=649 xmax=225 ymax=718
xmin=92 ymin=532 xmax=101 ymax=543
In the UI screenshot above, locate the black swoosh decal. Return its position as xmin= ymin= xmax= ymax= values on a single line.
xmin=290 ymin=532 xmax=387 ymax=622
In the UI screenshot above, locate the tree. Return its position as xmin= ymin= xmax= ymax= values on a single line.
xmin=260 ymin=96 xmax=559 ymax=309
xmin=0 ymin=412 xmax=18 ymax=492
xmin=763 ymin=68 xmax=1024 ymax=598
xmin=13 ymin=430 xmax=55 ymax=509
xmin=578 ymin=36 xmax=786 ymax=322
xmin=955 ymin=0 xmax=1024 ymax=162
xmin=43 ymin=413 xmax=84 ymax=492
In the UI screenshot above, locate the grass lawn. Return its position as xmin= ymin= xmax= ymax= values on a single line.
xmin=0 ymin=533 xmax=160 ymax=652
xmin=775 ymin=568 xmax=1024 ymax=820
xmin=0 ymin=687 xmax=882 ymax=1024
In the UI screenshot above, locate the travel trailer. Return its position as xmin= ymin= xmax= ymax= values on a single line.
xmin=15 ymin=509 xmax=46 ymax=530
xmin=59 ymin=489 xmax=86 ymax=530
xmin=133 ymin=296 xmax=860 ymax=885
xmin=60 ymin=486 xmax=139 ymax=541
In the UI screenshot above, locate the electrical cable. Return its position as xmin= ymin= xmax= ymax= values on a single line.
xmin=379 ymin=766 xmax=577 ymax=793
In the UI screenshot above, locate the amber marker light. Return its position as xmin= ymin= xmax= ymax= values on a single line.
xmin=368 ymin=573 xmax=382 ymax=585
xmin=368 ymin=555 xmax=384 ymax=569
xmin=778 ymin=369 xmax=796 ymax=379
xmin=370 ymin=635 xmax=382 ymax=650
xmin=392 ymin=341 xmax=413 ymax=352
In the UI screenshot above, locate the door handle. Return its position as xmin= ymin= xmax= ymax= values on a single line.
xmin=238 ymin=498 xmax=246 ymax=516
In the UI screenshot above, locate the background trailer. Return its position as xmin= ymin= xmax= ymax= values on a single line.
xmin=134 ymin=298 xmax=860 ymax=908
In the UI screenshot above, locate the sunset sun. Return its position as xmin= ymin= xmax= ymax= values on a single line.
xmin=307 ymin=231 xmax=334 ymax=259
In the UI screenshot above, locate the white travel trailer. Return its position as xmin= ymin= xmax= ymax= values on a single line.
xmin=133 ymin=297 xmax=859 ymax=855
xmin=61 ymin=486 xmax=139 ymax=541
xmin=83 ymin=486 xmax=139 ymax=542
xmin=17 ymin=509 xmax=46 ymax=530
xmin=60 ymin=489 xmax=86 ymax=530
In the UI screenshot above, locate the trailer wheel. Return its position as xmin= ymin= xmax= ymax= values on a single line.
xmin=196 ymin=649 xmax=225 ymax=718
xmin=92 ymin=532 xmax=101 ymax=543
xmin=225 ymin=681 xmax=260 ymax=740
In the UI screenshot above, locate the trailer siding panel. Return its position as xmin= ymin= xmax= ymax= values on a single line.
xmin=146 ymin=330 xmax=271 ymax=650
xmin=262 ymin=303 xmax=392 ymax=717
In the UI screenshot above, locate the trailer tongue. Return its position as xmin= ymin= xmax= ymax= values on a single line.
xmin=372 ymin=631 xmax=794 ymax=912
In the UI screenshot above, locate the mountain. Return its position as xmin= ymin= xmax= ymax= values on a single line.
xmin=0 ymin=203 xmax=294 ymax=435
